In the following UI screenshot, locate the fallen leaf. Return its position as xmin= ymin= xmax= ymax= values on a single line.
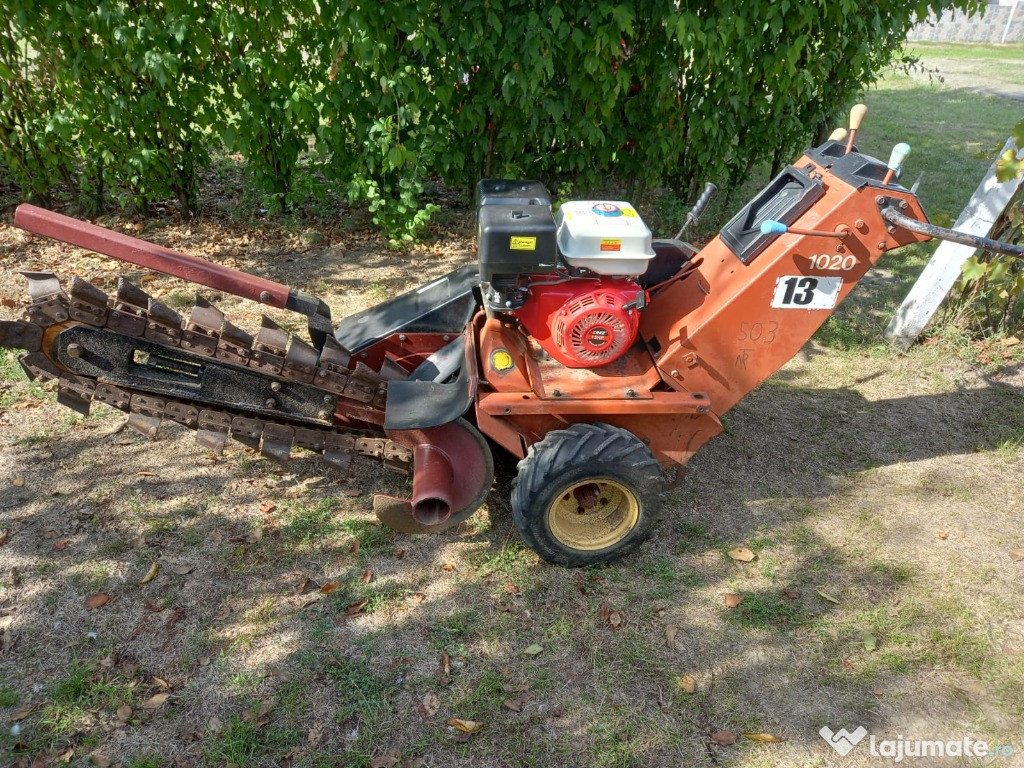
xmin=678 ymin=675 xmax=697 ymax=693
xmin=523 ymin=644 xmax=543 ymax=656
xmin=116 ymin=705 xmax=133 ymax=721
xmin=0 ymin=297 xmax=15 ymax=308
xmin=502 ymin=694 xmax=528 ymax=712
xmin=258 ymin=501 xmax=277 ymax=514
xmin=0 ymin=530 xmax=8 ymax=547
xmin=99 ymin=655 xmax=114 ymax=668
xmin=998 ymin=335 xmax=1020 ymax=347
xmin=608 ymin=611 xmax=623 ymax=629
xmin=171 ymin=564 xmax=193 ymax=575
xmin=9 ymin=567 xmax=20 ymax=586
xmin=13 ymin=476 xmax=24 ymax=487
xmin=361 ymin=568 xmax=372 ymax=584
xmin=90 ymin=752 xmax=112 ymax=767
xmin=664 ymin=624 xmax=679 ymax=647
xmin=152 ymin=677 xmax=171 ymax=690
xmin=598 ymin=603 xmax=611 ymax=622
xmin=207 ymin=716 xmax=223 ymax=733
xmin=136 ymin=471 xmax=158 ymax=477
xmin=393 ymin=546 xmax=409 ymax=560
xmin=711 ymin=730 xmax=737 ymax=746
xmin=816 ymin=590 xmax=841 ymax=604
xmin=320 ymin=582 xmax=340 ymax=594
xmin=141 ymin=692 xmax=169 ymax=710
xmin=863 ymin=633 xmax=878 ymax=652
xmin=370 ymin=751 xmax=400 ymax=768
xmin=9 ymin=704 xmax=36 ymax=722
xmin=448 ymin=717 xmax=485 ymax=734
xmin=85 ymin=593 xmax=110 ymax=610
xmin=343 ymin=488 xmax=362 ymax=497
xmin=53 ymin=539 xmax=70 ymax=551
xmin=345 ymin=599 xmax=369 ymax=616
xmin=165 ymin=606 xmax=185 ymax=629
xmin=440 ymin=652 xmax=451 ymax=682
xmin=420 ymin=693 xmax=439 ymax=718
xmin=349 ymin=540 xmax=360 ymax=555
xmin=441 ymin=562 xmax=456 ymax=571
xmin=140 ymin=561 xmax=160 ymax=585
xmin=937 ymin=530 xmax=949 ymax=540
xmin=743 ymin=733 xmax=783 ymax=743
xmin=723 ymin=593 xmax=745 ymax=608
xmin=728 ymin=547 xmax=756 ymax=562
xmin=58 ymin=748 xmax=75 ymax=762
xmin=198 ymin=656 xmax=211 ymax=667
xmin=1010 ymin=549 xmax=1024 ymax=562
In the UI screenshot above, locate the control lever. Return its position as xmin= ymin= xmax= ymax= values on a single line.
xmin=882 ymin=143 xmax=911 ymax=185
xmin=760 ymin=220 xmax=848 ymax=240
xmin=674 ymin=181 xmax=718 ymax=240
xmin=828 ymin=128 xmax=848 ymax=142
xmin=845 ymin=104 xmax=867 ymax=155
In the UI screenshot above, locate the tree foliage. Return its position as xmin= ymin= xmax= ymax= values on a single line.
xmin=0 ymin=0 xmax=979 ymax=236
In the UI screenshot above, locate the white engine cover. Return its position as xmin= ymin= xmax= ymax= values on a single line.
xmin=555 ymin=201 xmax=655 ymax=276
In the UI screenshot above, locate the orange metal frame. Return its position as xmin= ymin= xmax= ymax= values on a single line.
xmin=470 ymin=150 xmax=931 ymax=469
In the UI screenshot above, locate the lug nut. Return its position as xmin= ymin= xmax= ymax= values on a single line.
xmin=265 ymin=398 xmax=276 ymax=409
xmin=270 ymin=381 xmax=282 ymax=392
xmin=66 ymin=343 xmax=83 ymax=358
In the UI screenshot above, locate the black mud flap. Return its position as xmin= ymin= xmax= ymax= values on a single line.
xmin=383 ymin=333 xmax=476 ymax=431
xmin=335 ymin=264 xmax=480 ymax=352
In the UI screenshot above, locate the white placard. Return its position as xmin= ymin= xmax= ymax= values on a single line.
xmin=771 ymin=275 xmax=843 ymax=309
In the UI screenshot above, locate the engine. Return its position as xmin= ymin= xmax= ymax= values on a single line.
xmin=476 ymin=180 xmax=654 ymax=369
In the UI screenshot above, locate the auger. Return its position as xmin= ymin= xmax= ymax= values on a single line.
xmin=3 ymin=105 xmax=1023 ymax=566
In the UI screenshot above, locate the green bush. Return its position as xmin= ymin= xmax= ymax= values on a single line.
xmin=0 ymin=1 xmax=980 ymax=237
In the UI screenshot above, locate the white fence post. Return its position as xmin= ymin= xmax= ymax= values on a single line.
xmin=883 ymin=137 xmax=1024 ymax=351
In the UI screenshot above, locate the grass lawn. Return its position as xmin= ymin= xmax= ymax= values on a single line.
xmin=1 ymin=48 xmax=1023 ymax=768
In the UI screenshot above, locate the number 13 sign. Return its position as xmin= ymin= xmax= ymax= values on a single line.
xmin=771 ymin=275 xmax=843 ymax=309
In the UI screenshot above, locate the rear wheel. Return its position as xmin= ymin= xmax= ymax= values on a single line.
xmin=511 ymin=423 xmax=663 ymax=566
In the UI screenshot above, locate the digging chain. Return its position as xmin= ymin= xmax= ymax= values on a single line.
xmin=4 ymin=274 xmax=413 ymax=473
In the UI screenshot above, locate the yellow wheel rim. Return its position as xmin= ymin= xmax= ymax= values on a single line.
xmin=547 ymin=478 xmax=640 ymax=551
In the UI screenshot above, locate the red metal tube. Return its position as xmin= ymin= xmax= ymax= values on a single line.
xmin=410 ymin=443 xmax=455 ymax=526
xmin=13 ymin=204 xmax=291 ymax=308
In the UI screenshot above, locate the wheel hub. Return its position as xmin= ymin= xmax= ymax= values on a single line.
xmin=548 ymin=478 xmax=639 ymax=551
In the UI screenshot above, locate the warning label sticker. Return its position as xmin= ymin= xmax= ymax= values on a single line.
xmin=599 ymin=239 xmax=622 ymax=252
xmin=510 ymin=236 xmax=537 ymax=251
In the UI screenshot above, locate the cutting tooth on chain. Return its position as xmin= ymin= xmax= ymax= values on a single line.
xmin=19 ymin=351 xmax=60 ymax=382
xmin=56 ymin=373 xmax=96 ymax=416
xmin=250 ymin=316 xmax=288 ymax=374
xmin=145 ymin=298 xmax=183 ymax=346
xmin=218 ymin=317 xmax=253 ymax=365
xmin=230 ymin=416 xmax=264 ymax=450
xmin=68 ymin=277 xmax=109 ymax=326
xmin=196 ymin=409 xmax=231 ymax=453
xmin=108 ymin=279 xmax=149 ymax=337
xmin=313 ymin=335 xmax=351 ymax=394
xmin=21 ymin=271 xmax=69 ymax=325
xmin=0 ymin=320 xmax=43 ymax=352
xmin=283 ymin=334 xmax=319 ymax=384
xmin=323 ymin=432 xmax=355 ymax=471
xmin=344 ymin=362 xmax=386 ymax=405
xmin=127 ymin=394 xmax=165 ymax=438
xmin=260 ymin=423 xmax=294 ymax=464
xmin=294 ymin=427 xmax=326 ymax=452
xmin=181 ymin=296 xmax=223 ymax=357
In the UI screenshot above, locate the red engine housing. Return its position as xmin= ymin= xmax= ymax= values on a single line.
xmin=511 ymin=277 xmax=645 ymax=368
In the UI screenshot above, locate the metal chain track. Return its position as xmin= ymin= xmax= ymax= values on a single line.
xmin=4 ymin=273 xmax=413 ymax=474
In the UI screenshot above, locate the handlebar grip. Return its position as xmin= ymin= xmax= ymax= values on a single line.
xmin=688 ymin=182 xmax=718 ymax=225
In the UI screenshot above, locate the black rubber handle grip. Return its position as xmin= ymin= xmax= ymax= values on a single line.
xmin=688 ymin=182 xmax=718 ymax=225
